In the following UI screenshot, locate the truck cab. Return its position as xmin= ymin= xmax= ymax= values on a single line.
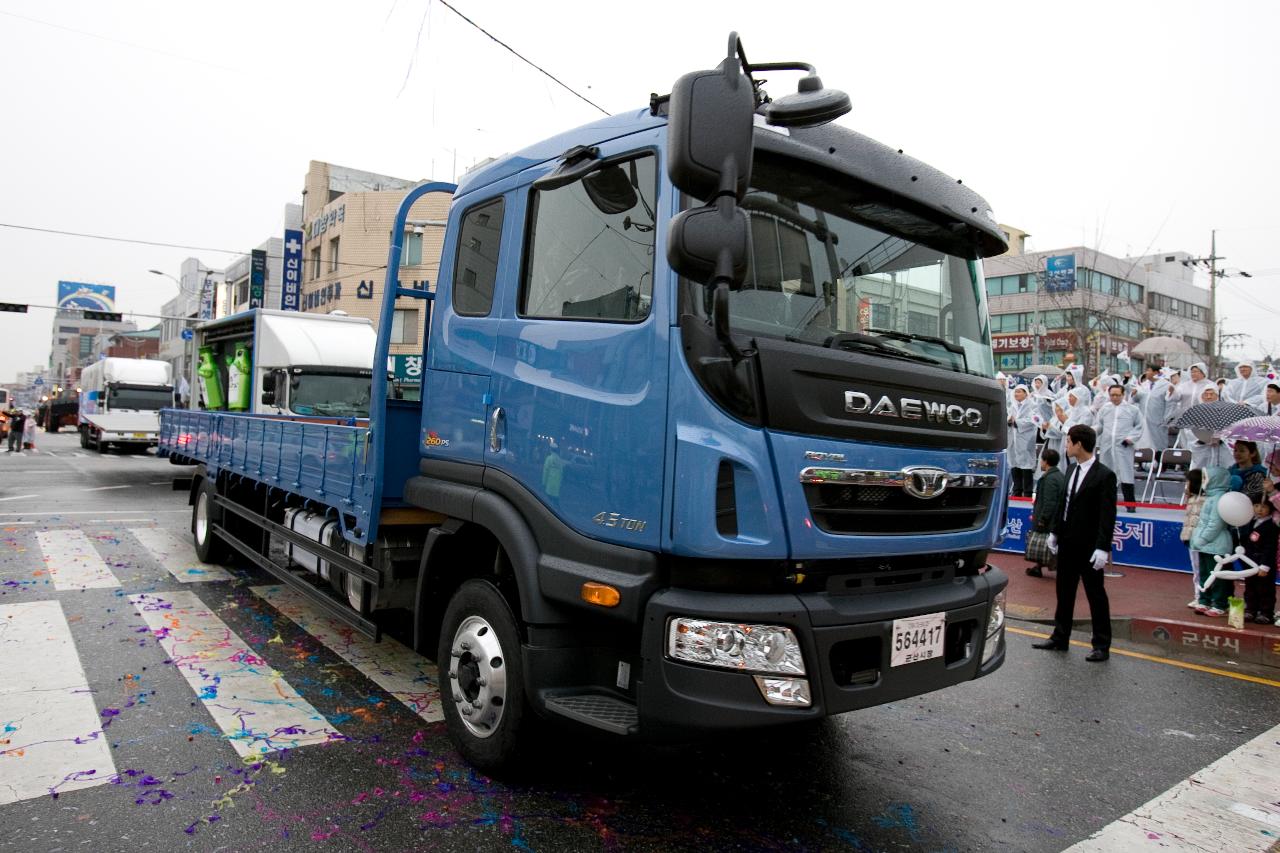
xmin=78 ymin=357 xmax=174 ymax=452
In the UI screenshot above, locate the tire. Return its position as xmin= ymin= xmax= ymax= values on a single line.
xmin=192 ymin=479 xmax=230 ymax=564
xmin=438 ymin=579 xmax=528 ymax=773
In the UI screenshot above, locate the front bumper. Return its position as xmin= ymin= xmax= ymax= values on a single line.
xmin=637 ymin=568 xmax=1007 ymax=733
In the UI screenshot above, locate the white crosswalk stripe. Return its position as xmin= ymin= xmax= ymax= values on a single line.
xmin=1066 ymin=721 xmax=1280 ymax=851
xmin=37 ymin=529 xmax=120 ymax=590
xmin=130 ymin=590 xmax=344 ymax=757
xmin=128 ymin=528 xmax=233 ymax=583
xmin=252 ymin=585 xmax=443 ymax=723
xmin=0 ymin=600 xmax=117 ymax=805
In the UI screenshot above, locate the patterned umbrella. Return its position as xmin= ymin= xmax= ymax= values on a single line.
xmin=1172 ymin=402 xmax=1259 ymax=431
xmin=1217 ymin=415 xmax=1280 ymax=443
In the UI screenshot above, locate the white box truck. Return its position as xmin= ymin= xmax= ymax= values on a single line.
xmin=193 ymin=309 xmax=378 ymax=418
xmin=78 ymin=358 xmax=174 ymax=452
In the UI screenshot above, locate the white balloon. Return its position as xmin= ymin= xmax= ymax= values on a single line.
xmin=1217 ymin=491 xmax=1255 ymax=527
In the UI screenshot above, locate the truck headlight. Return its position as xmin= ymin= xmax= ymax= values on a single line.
xmin=667 ymin=618 xmax=806 ymax=675
xmin=982 ymin=590 xmax=1006 ymax=665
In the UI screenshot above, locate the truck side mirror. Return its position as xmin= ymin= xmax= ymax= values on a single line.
xmin=665 ymin=33 xmax=756 ymax=362
xmin=666 ymin=34 xmax=755 ymax=203
xmin=260 ymin=371 xmax=276 ymax=406
xmin=666 ymin=33 xmax=754 ymax=293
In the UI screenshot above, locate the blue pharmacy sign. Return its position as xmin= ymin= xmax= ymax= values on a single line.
xmin=281 ymin=229 xmax=303 ymax=311
xmin=1043 ymin=255 xmax=1076 ymax=293
xmin=56 ymin=281 xmax=116 ymax=311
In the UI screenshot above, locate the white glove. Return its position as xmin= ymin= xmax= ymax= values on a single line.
xmin=1090 ymin=549 xmax=1109 ymax=571
xmin=1047 ymin=534 xmax=1058 ymax=554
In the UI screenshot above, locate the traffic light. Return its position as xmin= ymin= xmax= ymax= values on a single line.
xmin=0 ymin=303 xmax=28 ymax=313
xmin=83 ymin=310 xmax=123 ymax=322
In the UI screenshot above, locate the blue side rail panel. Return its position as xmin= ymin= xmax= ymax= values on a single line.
xmin=159 ymin=408 xmax=377 ymax=543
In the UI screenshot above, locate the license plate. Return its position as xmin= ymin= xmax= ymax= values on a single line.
xmin=132 ymin=433 xmax=147 ymax=438
xmin=890 ymin=612 xmax=946 ymax=667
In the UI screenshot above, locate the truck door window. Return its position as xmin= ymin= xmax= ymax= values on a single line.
xmin=452 ymin=197 xmax=505 ymax=317
xmin=520 ymin=153 xmax=656 ymax=322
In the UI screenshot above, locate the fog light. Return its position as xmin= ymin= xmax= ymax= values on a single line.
xmin=755 ymin=676 xmax=812 ymax=707
xmin=667 ymin=618 xmax=805 ymax=675
xmin=982 ymin=590 xmax=1006 ymax=665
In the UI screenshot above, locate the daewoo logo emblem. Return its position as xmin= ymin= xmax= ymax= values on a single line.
xmin=902 ymin=466 xmax=949 ymax=499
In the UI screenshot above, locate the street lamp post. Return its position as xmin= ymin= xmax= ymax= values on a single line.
xmin=149 ymin=267 xmax=220 ymax=410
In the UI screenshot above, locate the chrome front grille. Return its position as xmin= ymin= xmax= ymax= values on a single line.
xmin=800 ymin=467 xmax=997 ymax=535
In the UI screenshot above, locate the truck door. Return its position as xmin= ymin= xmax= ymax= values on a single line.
xmin=487 ymin=137 xmax=667 ymax=551
xmin=421 ymin=179 xmax=517 ymax=466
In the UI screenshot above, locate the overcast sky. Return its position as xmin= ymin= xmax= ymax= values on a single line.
xmin=1 ymin=0 xmax=1276 ymax=383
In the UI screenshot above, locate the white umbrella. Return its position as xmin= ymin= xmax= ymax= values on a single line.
xmin=1131 ymin=336 xmax=1195 ymax=357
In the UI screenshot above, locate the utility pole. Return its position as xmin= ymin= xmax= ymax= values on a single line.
xmin=1182 ymin=230 xmax=1225 ymax=375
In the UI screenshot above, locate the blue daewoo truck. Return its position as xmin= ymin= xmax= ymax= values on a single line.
xmin=160 ymin=34 xmax=1010 ymax=770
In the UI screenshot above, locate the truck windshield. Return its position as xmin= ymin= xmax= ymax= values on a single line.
xmin=289 ymin=373 xmax=371 ymax=418
xmin=108 ymin=385 xmax=173 ymax=411
xmin=714 ymin=157 xmax=995 ymax=377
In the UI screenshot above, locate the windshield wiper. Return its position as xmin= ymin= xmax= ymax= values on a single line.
xmin=820 ymin=332 xmax=943 ymax=366
xmin=864 ymin=327 xmax=966 ymax=356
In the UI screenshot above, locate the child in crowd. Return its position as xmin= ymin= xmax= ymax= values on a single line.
xmin=1181 ymin=469 xmax=1206 ymax=609
xmin=1190 ymin=467 xmax=1234 ymax=616
xmin=1238 ymin=498 xmax=1278 ymax=625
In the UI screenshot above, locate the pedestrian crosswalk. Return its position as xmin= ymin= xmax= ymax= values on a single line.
xmin=0 ymin=600 xmax=117 ymax=805
xmin=0 ymin=522 xmax=443 ymax=806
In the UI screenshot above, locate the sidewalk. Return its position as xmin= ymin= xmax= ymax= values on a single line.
xmin=991 ymin=552 xmax=1280 ymax=669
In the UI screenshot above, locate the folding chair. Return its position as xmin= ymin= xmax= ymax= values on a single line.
xmin=1143 ymin=448 xmax=1193 ymax=504
xmin=1133 ymin=446 xmax=1155 ymax=485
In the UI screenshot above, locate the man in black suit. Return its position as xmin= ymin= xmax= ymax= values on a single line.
xmin=1033 ymin=424 xmax=1117 ymax=661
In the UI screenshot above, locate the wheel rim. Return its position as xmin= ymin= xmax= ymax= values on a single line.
xmin=194 ymin=491 xmax=210 ymax=545
xmin=447 ymin=614 xmax=507 ymax=739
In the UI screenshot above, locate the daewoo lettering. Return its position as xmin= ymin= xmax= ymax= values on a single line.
xmin=845 ymin=390 xmax=983 ymax=428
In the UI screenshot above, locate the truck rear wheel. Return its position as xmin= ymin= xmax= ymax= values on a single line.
xmin=438 ymin=579 xmax=528 ymax=773
xmin=192 ymin=480 xmax=230 ymax=564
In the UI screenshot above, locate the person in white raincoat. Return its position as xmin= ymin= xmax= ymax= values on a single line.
xmin=1096 ymin=382 xmax=1145 ymax=510
xmin=1188 ymin=385 xmax=1233 ymax=470
xmin=1044 ymin=387 xmax=1091 ymax=472
xmin=1223 ymin=361 xmax=1266 ymax=408
xmin=1133 ymin=368 xmax=1177 ymax=451
xmin=1007 ymin=386 xmax=1039 ymax=496
xmin=1173 ymin=361 xmax=1214 ymax=449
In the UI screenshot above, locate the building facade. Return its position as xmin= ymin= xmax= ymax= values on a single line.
xmin=983 ymin=237 xmax=1212 ymax=378
xmin=159 ymin=258 xmax=226 ymax=397
xmin=300 ymin=161 xmax=451 ymax=367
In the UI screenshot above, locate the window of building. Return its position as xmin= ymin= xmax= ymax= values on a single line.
xmin=329 ymin=236 xmax=341 ymax=273
xmin=400 ymin=232 xmax=423 ymax=267
xmin=869 ymin=302 xmax=895 ymax=329
xmin=907 ymin=310 xmax=939 ymax=337
xmin=310 ymin=247 xmax=321 ymax=281
xmin=520 ymin=153 xmax=656 ymax=321
xmin=390 ymin=308 xmax=419 ymax=345
xmin=235 ymin=279 xmax=249 ymax=305
xmin=452 ymin=198 xmax=505 ymax=316
xmin=1165 ymin=255 xmax=1176 ymax=263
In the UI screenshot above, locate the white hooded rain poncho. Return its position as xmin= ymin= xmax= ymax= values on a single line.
xmin=1044 ymin=388 xmax=1090 ymax=471
xmin=1133 ymin=368 xmax=1177 ymax=451
xmin=1223 ymin=361 xmax=1266 ymax=408
xmin=1096 ymin=382 xmax=1145 ymax=485
xmin=1174 ymin=361 xmax=1214 ymax=450
xmin=1007 ymin=386 xmax=1039 ymax=471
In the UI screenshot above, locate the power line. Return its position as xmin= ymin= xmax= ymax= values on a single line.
xmin=0 ymin=221 xmax=389 ymax=275
xmin=433 ymin=0 xmax=609 ymax=116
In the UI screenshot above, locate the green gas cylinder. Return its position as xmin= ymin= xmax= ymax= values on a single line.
xmin=196 ymin=346 xmax=226 ymax=410
xmin=227 ymin=343 xmax=252 ymax=411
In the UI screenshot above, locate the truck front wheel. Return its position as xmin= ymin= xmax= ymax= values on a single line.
xmin=192 ymin=480 xmax=230 ymax=564
xmin=438 ymin=579 xmax=528 ymax=773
